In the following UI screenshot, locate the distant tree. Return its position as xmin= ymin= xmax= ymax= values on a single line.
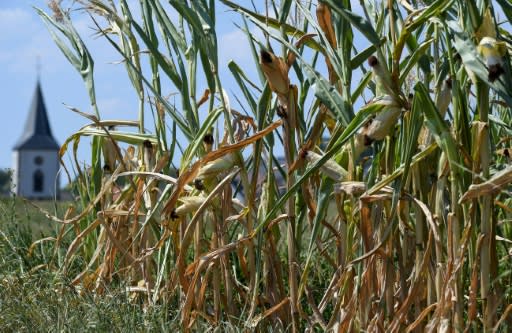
xmin=0 ymin=169 xmax=12 ymax=194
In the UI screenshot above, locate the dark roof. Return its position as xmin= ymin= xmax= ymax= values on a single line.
xmin=13 ymin=81 xmax=60 ymax=151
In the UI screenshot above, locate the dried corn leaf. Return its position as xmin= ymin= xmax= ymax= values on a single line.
xmin=459 ymin=166 xmax=512 ymax=202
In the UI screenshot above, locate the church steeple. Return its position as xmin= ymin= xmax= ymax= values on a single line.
xmin=12 ymin=78 xmax=60 ymax=199
xmin=13 ymin=80 xmax=59 ymax=151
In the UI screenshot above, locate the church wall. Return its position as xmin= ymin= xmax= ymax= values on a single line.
xmin=12 ymin=151 xmax=19 ymax=195
xmin=13 ymin=150 xmax=60 ymax=200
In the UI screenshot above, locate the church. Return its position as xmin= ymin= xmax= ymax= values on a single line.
xmin=12 ymin=80 xmax=60 ymax=200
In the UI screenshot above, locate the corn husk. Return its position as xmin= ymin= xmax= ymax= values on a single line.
xmin=304 ymin=150 xmax=348 ymax=182
xmin=350 ymin=132 xmax=368 ymax=161
xmin=361 ymin=95 xmax=402 ymax=142
xmin=260 ymin=50 xmax=290 ymax=96
xmin=368 ymin=55 xmax=394 ymax=97
xmin=203 ymin=133 xmax=214 ymax=153
xmin=435 ymin=78 xmax=452 ymax=118
xmin=196 ymin=153 xmax=235 ymax=180
xmin=174 ymin=195 xmax=207 ymax=216
xmin=478 ymin=37 xmax=507 ymax=65
xmin=478 ymin=36 xmax=507 ymax=81
xmin=143 ymin=139 xmax=155 ymax=171
xmin=102 ymin=127 xmax=117 ymax=170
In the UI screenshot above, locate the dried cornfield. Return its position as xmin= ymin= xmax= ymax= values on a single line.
xmin=36 ymin=0 xmax=512 ymax=331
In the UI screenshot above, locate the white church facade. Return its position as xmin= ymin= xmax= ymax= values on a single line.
xmin=12 ymin=81 xmax=60 ymax=200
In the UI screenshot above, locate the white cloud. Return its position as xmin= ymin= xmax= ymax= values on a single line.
xmin=0 ymin=6 xmax=67 ymax=75
xmin=0 ymin=8 xmax=34 ymax=40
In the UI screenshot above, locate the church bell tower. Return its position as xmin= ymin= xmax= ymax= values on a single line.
xmin=12 ymin=80 xmax=60 ymax=200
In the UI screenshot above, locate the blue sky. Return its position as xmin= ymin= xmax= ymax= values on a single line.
xmin=2 ymin=1 xmax=510 ymax=187
xmin=1 ymin=1 xmax=378 ymax=188
xmin=0 ymin=1 xmax=260 ymax=183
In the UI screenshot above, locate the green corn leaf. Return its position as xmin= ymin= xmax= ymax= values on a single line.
xmin=228 ymin=61 xmax=258 ymax=112
xmin=414 ymin=82 xmax=462 ymax=179
xmin=36 ymin=7 xmax=98 ymax=117
xmin=303 ymin=66 xmax=354 ymax=126
xmin=151 ymin=1 xmax=187 ymax=52
xmin=322 ymin=0 xmax=381 ymax=45
xmin=406 ymin=0 xmax=455 ymax=32
xmin=220 ymin=0 xmax=324 ymax=52
xmin=399 ymin=38 xmax=434 ymax=84
xmin=181 ymin=107 xmax=223 ymax=168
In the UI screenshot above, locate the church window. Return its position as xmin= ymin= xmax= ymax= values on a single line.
xmin=33 ymin=169 xmax=44 ymax=192
xmin=34 ymin=156 xmax=44 ymax=165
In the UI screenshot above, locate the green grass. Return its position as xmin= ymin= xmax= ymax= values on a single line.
xmin=0 ymin=198 xmax=255 ymax=331
xmin=0 ymin=198 xmax=66 ymax=239
xmin=0 ymin=272 xmax=181 ymax=332
xmin=0 ymin=199 xmax=177 ymax=332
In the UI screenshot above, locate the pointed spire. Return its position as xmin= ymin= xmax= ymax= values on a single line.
xmin=36 ymin=55 xmax=41 ymax=80
xmin=13 ymin=80 xmax=60 ymax=151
